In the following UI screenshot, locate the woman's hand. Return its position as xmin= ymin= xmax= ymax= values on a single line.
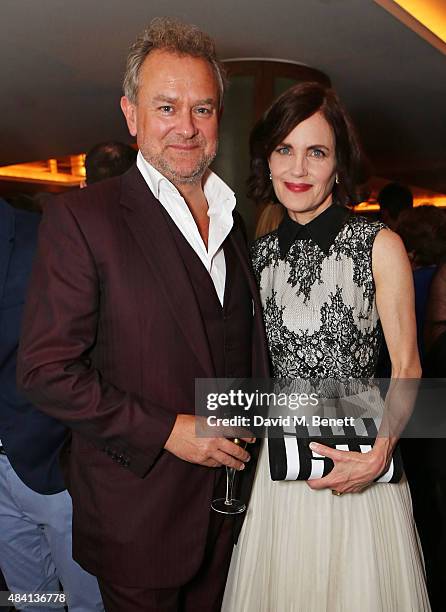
xmin=306 ymin=440 xmax=391 ymax=494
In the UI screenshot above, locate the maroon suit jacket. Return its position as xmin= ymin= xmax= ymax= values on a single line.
xmin=17 ymin=165 xmax=269 ymax=588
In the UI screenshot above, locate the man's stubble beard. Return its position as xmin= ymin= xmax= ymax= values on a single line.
xmin=141 ymin=139 xmax=219 ymax=186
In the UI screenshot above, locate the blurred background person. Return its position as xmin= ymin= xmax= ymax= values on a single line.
xmin=396 ymin=205 xmax=446 ymax=364
xmin=3 ymin=193 xmax=41 ymax=214
xmin=0 ymin=569 xmax=11 ymax=611
xmin=418 ymin=260 xmax=446 ymax=612
xmin=425 ymin=261 xmax=446 ymax=375
xmin=396 ymin=205 xmax=446 ymax=611
xmin=375 ymin=202 xmax=444 ymax=377
xmin=0 ymin=145 xmax=138 ymax=608
xmin=82 ymin=141 xmax=137 ymax=186
xmin=377 ymin=181 xmax=413 ymax=230
xmin=0 ymin=196 xmax=104 ymax=611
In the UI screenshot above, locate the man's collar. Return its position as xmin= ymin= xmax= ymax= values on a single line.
xmin=277 ymin=204 xmax=350 ymax=258
xmin=136 ymin=151 xmax=175 ymax=200
xmin=136 ymin=150 xmax=235 ymax=215
xmin=203 ymin=170 xmax=236 ymax=218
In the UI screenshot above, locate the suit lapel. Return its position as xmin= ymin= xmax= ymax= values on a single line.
xmin=0 ymin=200 xmax=15 ymax=304
xmin=229 ymin=221 xmax=263 ymax=316
xmin=120 ymin=167 xmax=215 ymax=378
xmin=229 ymin=221 xmax=270 ymax=377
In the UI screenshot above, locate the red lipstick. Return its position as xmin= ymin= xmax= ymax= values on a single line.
xmin=284 ymin=182 xmax=312 ymax=193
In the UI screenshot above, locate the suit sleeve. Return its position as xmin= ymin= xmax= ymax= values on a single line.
xmin=17 ymin=199 xmax=177 ymax=478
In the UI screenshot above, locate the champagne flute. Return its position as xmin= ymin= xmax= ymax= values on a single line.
xmin=211 ymin=438 xmax=247 ymax=515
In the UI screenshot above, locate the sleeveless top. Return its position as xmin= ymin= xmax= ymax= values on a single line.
xmin=251 ymin=207 xmax=387 ymax=379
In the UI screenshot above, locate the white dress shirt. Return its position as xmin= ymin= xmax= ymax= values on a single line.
xmin=137 ymin=151 xmax=236 ymax=306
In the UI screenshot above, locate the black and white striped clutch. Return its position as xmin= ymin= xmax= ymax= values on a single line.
xmin=268 ymin=417 xmax=403 ymax=483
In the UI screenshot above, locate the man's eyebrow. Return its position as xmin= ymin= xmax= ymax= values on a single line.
xmin=152 ymin=95 xmax=178 ymax=104
xmin=193 ymin=98 xmax=216 ymax=106
xmin=151 ymin=95 xmax=216 ymax=106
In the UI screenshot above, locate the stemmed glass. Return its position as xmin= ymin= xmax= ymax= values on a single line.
xmin=211 ymin=438 xmax=247 ymax=515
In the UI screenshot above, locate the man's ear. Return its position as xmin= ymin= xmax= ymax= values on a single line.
xmin=120 ymin=96 xmax=137 ymax=137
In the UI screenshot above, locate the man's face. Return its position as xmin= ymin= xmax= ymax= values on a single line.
xmin=121 ymin=50 xmax=219 ymax=186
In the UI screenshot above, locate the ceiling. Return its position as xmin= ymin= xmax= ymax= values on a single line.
xmin=2 ymin=0 xmax=445 ymax=194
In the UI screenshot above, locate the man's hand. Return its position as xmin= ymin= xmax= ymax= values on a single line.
xmin=164 ymin=414 xmax=254 ymax=470
xmin=306 ymin=441 xmax=390 ymax=494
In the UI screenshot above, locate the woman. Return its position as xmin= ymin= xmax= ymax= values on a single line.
xmin=222 ymin=83 xmax=430 ymax=611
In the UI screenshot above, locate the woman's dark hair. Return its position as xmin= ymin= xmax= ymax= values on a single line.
xmin=396 ymin=205 xmax=446 ymax=267
xmin=247 ymin=82 xmax=369 ymax=207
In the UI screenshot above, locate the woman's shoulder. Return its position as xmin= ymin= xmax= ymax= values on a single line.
xmin=251 ymin=230 xmax=278 ymax=255
xmin=345 ymin=213 xmax=387 ymax=234
xmin=250 ymin=230 xmax=280 ymax=275
xmin=339 ymin=214 xmax=389 ymax=247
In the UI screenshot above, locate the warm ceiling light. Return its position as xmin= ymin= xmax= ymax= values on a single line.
xmin=374 ymin=0 xmax=446 ymax=53
xmin=355 ymin=196 xmax=446 ymax=212
xmin=0 ymin=154 xmax=85 ymax=186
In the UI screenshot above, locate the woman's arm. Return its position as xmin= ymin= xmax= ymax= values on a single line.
xmin=308 ymin=228 xmax=420 ymax=494
xmin=373 ymin=228 xmax=421 ymax=378
xmin=369 ymin=228 xmax=421 ymax=465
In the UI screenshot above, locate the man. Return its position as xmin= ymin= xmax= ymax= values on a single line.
xmin=18 ymin=18 xmax=268 ymax=612
xmin=83 ymin=141 xmax=137 ymax=186
xmin=377 ymin=181 xmax=413 ymax=230
xmin=0 ymin=197 xmax=103 ymax=611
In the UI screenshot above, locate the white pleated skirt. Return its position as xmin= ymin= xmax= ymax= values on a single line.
xmin=222 ymin=443 xmax=431 ymax=612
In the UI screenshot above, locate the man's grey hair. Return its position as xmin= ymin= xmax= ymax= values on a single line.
xmin=123 ymin=17 xmax=226 ymax=108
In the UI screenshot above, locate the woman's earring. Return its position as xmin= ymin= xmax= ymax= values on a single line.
xmin=335 ymin=174 xmax=339 ymax=184
xmin=269 ymin=172 xmax=272 ymax=180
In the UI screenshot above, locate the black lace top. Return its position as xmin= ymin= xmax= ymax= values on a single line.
xmin=251 ymin=206 xmax=387 ymax=378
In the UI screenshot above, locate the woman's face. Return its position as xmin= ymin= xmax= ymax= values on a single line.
xmin=268 ymin=111 xmax=337 ymax=223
